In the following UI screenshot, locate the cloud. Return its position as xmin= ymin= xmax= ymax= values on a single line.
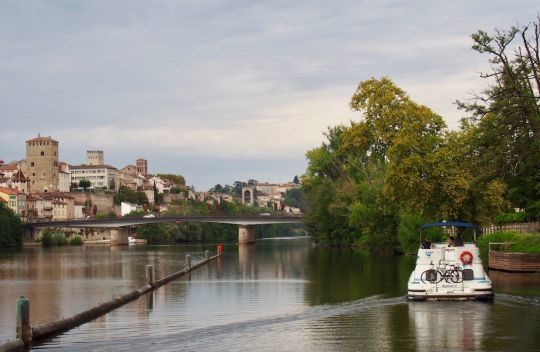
xmin=0 ymin=0 xmax=538 ymax=188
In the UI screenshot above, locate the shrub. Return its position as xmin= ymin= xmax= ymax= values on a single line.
xmin=69 ymin=236 xmax=83 ymax=246
xmin=52 ymin=233 xmax=68 ymax=246
xmin=41 ymin=230 xmax=55 ymax=247
xmin=494 ymin=212 xmax=526 ymax=224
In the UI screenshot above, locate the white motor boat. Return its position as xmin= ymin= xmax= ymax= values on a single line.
xmin=407 ymin=222 xmax=493 ymax=301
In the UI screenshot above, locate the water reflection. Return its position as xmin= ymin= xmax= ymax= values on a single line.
xmin=409 ymin=302 xmax=490 ymax=351
xmin=490 ymin=270 xmax=540 ymax=297
xmin=2 ymin=239 xmax=540 ymax=351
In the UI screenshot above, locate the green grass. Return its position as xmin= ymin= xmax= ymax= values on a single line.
xmin=477 ymin=231 xmax=540 ymax=261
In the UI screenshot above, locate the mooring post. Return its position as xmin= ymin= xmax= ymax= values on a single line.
xmin=186 ymin=254 xmax=192 ymax=269
xmin=205 ymin=250 xmax=209 ymax=259
xmin=16 ymin=296 xmax=31 ymax=345
xmin=146 ymin=265 xmax=154 ymax=287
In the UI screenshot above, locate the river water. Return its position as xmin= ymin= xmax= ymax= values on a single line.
xmin=1 ymin=238 xmax=539 ymax=351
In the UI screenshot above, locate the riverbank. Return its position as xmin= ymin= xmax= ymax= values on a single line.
xmin=477 ymin=231 xmax=540 ymax=261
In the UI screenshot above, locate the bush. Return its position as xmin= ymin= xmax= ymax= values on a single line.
xmin=69 ymin=236 xmax=83 ymax=246
xmin=494 ymin=212 xmax=526 ymax=224
xmin=52 ymin=233 xmax=68 ymax=246
xmin=96 ymin=211 xmax=117 ymax=219
xmin=41 ymin=230 xmax=68 ymax=247
xmin=41 ymin=230 xmax=55 ymax=247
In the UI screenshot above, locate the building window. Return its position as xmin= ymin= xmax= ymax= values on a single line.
xmin=41 ymin=151 xmax=44 ymax=156
xmin=32 ymin=173 xmax=35 ymax=176
xmin=31 ymin=162 xmax=34 ymax=167
xmin=54 ymin=162 xmax=57 ymax=166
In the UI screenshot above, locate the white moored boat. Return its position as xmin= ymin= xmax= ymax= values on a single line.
xmin=407 ymin=222 xmax=493 ymax=301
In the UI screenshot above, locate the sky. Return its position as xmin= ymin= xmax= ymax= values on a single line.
xmin=0 ymin=1 xmax=538 ymax=190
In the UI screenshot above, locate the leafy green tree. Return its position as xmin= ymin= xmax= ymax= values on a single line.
xmin=79 ymin=179 xmax=91 ymax=190
xmin=155 ymin=174 xmax=186 ymax=186
xmin=0 ymin=202 xmax=22 ymax=247
xmin=283 ymin=188 xmax=305 ymax=210
xmin=114 ymin=186 xmax=148 ymax=205
xmin=304 ymin=76 xmax=507 ymax=250
xmin=457 ymin=18 xmax=540 ymax=216
xmin=233 ymin=181 xmax=247 ymax=195
xmin=210 ymin=184 xmax=224 ymax=193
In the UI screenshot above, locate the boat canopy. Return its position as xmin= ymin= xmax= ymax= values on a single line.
xmin=420 ymin=222 xmax=476 ymax=229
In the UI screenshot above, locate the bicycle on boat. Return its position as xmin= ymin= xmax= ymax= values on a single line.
xmin=420 ymin=263 xmax=462 ymax=284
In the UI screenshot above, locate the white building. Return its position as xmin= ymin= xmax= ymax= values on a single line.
xmin=121 ymin=202 xmax=140 ymax=216
xmin=147 ymin=176 xmax=172 ymax=194
xmin=57 ymin=162 xmax=71 ymax=192
xmin=70 ymin=164 xmax=118 ymax=191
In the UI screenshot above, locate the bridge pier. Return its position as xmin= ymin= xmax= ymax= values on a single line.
xmin=238 ymin=225 xmax=255 ymax=244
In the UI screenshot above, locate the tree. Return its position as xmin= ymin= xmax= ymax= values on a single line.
xmin=210 ymin=184 xmax=224 ymax=193
xmin=153 ymin=181 xmax=159 ymax=205
xmin=0 ymin=202 xmax=22 ymax=247
xmin=114 ymin=185 xmax=148 ymax=205
xmin=156 ymin=174 xmax=186 ymax=186
xmin=457 ymin=18 xmax=540 ymax=216
xmin=233 ymin=181 xmax=247 ymax=195
xmin=79 ymin=179 xmax=91 ymax=191
xmin=304 ymin=76 xmax=506 ymax=249
xmin=283 ymin=188 xmax=305 ymax=210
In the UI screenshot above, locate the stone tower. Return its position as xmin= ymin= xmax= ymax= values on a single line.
xmin=26 ymin=134 xmax=59 ymax=193
xmin=86 ymin=150 xmax=104 ymax=165
xmin=136 ymin=158 xmax=147 ymax=177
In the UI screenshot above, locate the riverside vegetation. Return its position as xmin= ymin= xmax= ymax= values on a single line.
xmin=302 ymin=18 xmax=540 ymax=252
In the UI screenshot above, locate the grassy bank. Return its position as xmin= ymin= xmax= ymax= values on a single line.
xmin=477 ymin=231 xmax=540 ymax=261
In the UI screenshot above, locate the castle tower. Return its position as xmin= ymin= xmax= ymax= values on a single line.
xmin=136 ymin=158 xmax=147 ymax=178
xmin=26 ymin=134 xmax=59 ymax=193
xmin=86 ymin=150 xmax=104 ymax=165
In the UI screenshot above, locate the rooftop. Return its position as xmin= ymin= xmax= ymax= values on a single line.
xmin=26 ymin=134 xmax=58 ymax=143
xmin=0 ymin=164 xmax=18 ymax=171
xmin=0 ymin=186 xmax=21 ymax=195
xmin=70 ymin=164 xmax=117 ymax=170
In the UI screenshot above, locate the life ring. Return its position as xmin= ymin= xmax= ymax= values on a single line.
xmin=460 ymin=251 xmax=473 ymax=265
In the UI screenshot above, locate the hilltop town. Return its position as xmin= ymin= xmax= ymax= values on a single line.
xmin=0 ymin=134 xmax=302 ymax=222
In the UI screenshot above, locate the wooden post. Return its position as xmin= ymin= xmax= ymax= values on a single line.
xmin=186 ymin=254 xmax=192 ymax=269
xmin=16 ymin=296 xmax=31 ymax=345
xmin=146 ymin=265 xmax=154 ymax=286
xmin=205 ymin=250 xmax=209 ymax=259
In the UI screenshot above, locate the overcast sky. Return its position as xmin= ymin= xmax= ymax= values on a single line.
xmin=0 ymin=1 xmax=537 ymax=190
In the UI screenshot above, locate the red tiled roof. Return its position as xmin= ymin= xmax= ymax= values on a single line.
xmin=0 ymin=186 xmax=20 ymax=195
xmin=0 ymin=164 xmax=18 ymax=171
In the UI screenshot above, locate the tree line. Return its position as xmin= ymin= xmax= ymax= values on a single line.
xmin=302 ymin=19 xmax=540 ymax=252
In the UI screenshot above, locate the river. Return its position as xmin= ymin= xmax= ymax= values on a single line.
xmin=1 ymin=238 xmax=539 ymax=351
